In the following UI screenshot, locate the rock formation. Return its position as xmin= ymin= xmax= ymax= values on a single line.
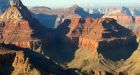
xmin=11 ymin=51 xmax=40 ymax=75
xmin=30 ymin=4 xmax=82 ymax=18
xmin=66 ymin=18 xmax=81 ymax=38
xmin=68 ymin=18 xmax=137 ymax=74
xmin=0 ymin=0 xmax=82 ymax=75
xmin=102 ymin=15 xmax=134 ymax=25
xmin=100 ymin=7 xmax=137 ymax=25
xmin=0 ymin=1 xmax=42 ymax=51
xmin=116 ymin=49 xmax=140 ymax=75
xmin=0 ymin=49 xmax=40 ymax=75
xmin=1 ymin=0 xmax=140 ymax=75
xmin=30 ymin=4 xmax=96 ymax=29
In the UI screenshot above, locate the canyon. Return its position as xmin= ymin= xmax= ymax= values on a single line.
xmin=67 ymin=18 xmax=138 ymax=74
xmin=0 ymin=0 xmax=77 ymax=75
xmin=0 ymin=0 xmax=140 ymax=75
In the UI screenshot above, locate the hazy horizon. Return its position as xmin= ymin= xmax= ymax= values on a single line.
xmin=21 ymin=0 xmax=140 ymax=8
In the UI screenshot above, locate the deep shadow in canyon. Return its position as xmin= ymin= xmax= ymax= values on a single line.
xmin=32 ymin=13 xmax=58 ymax=28
xmin=97 ymin=19 xmax=138 ymax=61
xmin=41 ymin=18 xmax=138 ymax=63
xmin=1 ymin=43 xmax=79 ymax=75
xmin=43 ymin=19 xmax=79 ymax=63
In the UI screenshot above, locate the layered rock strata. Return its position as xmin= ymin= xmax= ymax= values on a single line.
xmin=0 ymin=5 xmax=41 ymax=50
xmin=68 ymin=18 xmax=137 ymax=74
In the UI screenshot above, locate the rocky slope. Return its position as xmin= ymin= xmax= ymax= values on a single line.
xmin=30 ymin=4 xmax=82 ymax=18
xmin=0 ymin=46 xmax=80 ymax=75
xmin=1 ymin=0 xmax=140 ymax=75
xmin=102 ymin=7 xmax=135 ymax=25
xmin=100 ymin=7 xmax=140 ymax=38
xmin=67 ymin=18 xmax=138 ymax=74
xmin=102 ymin=15 xmax=134 ymax=25
xmin=0 ymin=5 xmax=42 ymax=51
xmin=30 ymin=4 xmax=104 ymax=29
xmin=0 ymin=0 xmax=80 ymax=75
xmin=116 ymin=48 xmax=140 ymax=75
xmin=0 ymin=0 xmax=49 ymax=53
xmin=30 ymin=6 xmax=140 ymax=27
xmin=0 ymin=49 xmax=40 ymax=75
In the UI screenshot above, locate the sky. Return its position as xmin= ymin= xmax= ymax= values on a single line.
xmin=21 ymin=0 xmax=140 ymax=8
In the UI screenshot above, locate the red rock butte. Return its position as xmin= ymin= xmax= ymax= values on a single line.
xmin=0 ymin=6 xmax=40 ymax=49
xmin=67 ymin=18 xmax=136 ymax=52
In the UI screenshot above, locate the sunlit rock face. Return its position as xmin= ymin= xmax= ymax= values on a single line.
xmin=0 ymin=2 xmax=42 ymax=50
xmin=71 ymin=18 xmax=137 ymax=54
xmin=68 ymin=18 xmax=138 ymax=74
xmin=0 ymin=49 xmax=40 ymax=75
xmin=0 ymin=0 xmax=33 ymax=22
xmin=0 ymin=6 xmax=32 ymax=49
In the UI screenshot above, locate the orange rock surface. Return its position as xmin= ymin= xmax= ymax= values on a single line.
xmin=79 ymin=37 xmax=98 ymax=51
xmin=65 ymin=18 xmax=105 ymax=50
xmin=0 ymin=50 xmax=25 ymax=67
xmin=66 ymin=18 xmax=80 ymax=37
xmin=12 ymin=51 xmax=25 ymax=66
xmin=68 ymin=18 xmax=135 ymax=51
xmin=0 ymin=20 xmax=33 ymax=49
xmin=11 ymin=41 xmax=31 ymax=48
xmin=0 ymin=6 xmax=41 ymax=49
xmin=77 ymin=18 xmax=105 ymax=50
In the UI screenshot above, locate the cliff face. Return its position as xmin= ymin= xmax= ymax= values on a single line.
xmin=0 ymin=6 xmax=31 ymax=49
xmin=117 ymin=49 xmax=140 ymax=75
xmin=102 ymin=15 xmax=134 ymax=25
xmin=78 ymin=37 xmax=99 ymax=51
xmin=11 ymin=51 xmax=40 ymax=75
xmin=66 ymin=18 xmax=80 ymax=38
xmin=30 ymin=4 xmax=82 ymax=19
xmin=100 ymin=7 xmax=132 ymax=16
xmin=69 ymin=18 xmax=136 ymax=47
xmin=59 ymin=18 xmax=137 ymax=51
xmin=68 ymin=18 xmax=138 ymax=74
xmin=0 ymin=49 xmax=40 ymax=75
xmin=0 ymin=1 xmax=84 ymax=75
xmin=76 ymin=18 xmax=104 ymax=51
xmin=0 ymin=4 xmax=42 ymax=50
xmin=101 ymin=7 xmax=136 ymax=25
